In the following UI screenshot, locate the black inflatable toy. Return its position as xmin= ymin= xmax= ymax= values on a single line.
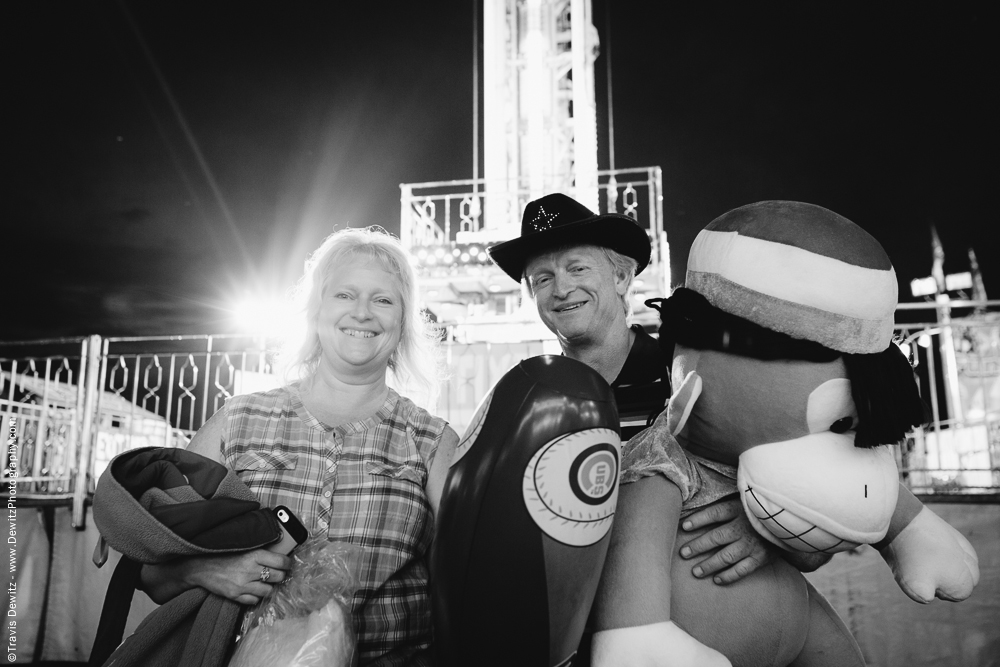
xmin=432 ymin=355 xmax=621 ymax=667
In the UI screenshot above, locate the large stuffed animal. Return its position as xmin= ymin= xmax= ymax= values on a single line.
xmin=432 ymin=355 xmax=621 ymax=667
xmin=591 ymin=201 xmax=980 ymax=667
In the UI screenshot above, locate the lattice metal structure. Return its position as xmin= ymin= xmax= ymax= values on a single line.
xmin=401 ymin=0 xmax=667 ymax=340
xmin=1 ymin=346 xmax=86 ymax=500
xmin=1 ymin=335 xmax=273 ymax=526
xmin=895 ymin=302 xmax=1000 ymax=493
xmin=400 ymin=167 xmax=667 ymax=339
xmin=483 ymin=0 xmax=601 ymax=215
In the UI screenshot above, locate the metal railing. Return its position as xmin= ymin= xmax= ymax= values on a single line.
xmin=400 ymin=168 xmax=664 ymax=244
xmin=399 ymin=167 xmax=668 ymax=288
xmin=1 ymin=334 xmax=271 ymax=526
xmin=399 ymin=167 xmax=670 ymax=328
xmin=1 ymin=337 xmax=91 ymax=509
xmin=894 ymin=300 xmax=1000 ymax=494
xmin=2 ymin=299 xmax=998 ymax=526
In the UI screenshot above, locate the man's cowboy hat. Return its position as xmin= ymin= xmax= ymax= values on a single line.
xmin=488 ymin=193 xmax=651 ymax=282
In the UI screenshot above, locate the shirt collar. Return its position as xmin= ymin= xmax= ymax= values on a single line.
xmin=613 ymin=324 xmax=668 ymax=388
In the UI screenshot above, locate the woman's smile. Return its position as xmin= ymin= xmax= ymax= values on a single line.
xmin=342 ymin=328 xmax=379 ymax=338
xmin=316 ymin=260 xmax=403 ymax=374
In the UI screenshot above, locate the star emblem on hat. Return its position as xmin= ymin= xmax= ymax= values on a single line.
xmin=530 ymin=206 xmax=558 ymax=232
xmin=488 ymin=192 xmax=651 ymax=283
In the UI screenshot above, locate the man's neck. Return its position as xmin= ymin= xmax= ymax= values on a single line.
xmin=563 ymin=325 xmax=634 ymax=384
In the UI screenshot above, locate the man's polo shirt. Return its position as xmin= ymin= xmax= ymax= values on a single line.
xmin=612 ymin=325 xmax=671 ymax=442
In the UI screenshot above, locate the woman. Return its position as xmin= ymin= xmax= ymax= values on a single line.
xmin=141 ymin=226 xmax=459 ymax=667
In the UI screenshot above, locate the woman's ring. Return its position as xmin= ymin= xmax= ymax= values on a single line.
xmin=259 ymin=566 xmax=271 ymax=583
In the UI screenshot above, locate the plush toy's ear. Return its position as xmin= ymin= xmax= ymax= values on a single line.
xmin=666 ymin=371 xmax=702 ymax=436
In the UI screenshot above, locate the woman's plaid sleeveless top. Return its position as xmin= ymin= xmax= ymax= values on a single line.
xmin=223 ymin=384 xmax=447 ymax=666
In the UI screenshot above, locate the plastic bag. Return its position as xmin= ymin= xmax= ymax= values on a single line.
xmin=229 ymin=537 xmax=362 ymax=667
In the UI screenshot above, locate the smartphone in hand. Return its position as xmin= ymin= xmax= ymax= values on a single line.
xmin=268 ymin=505 xmax=309 ymax=555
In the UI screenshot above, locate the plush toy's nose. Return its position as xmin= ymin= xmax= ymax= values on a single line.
xmin=736 ymin=432 xmax=899 ymax=554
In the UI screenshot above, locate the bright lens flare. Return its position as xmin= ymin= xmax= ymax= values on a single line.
xmin=232 ymin=295 xmax=302 ymax=340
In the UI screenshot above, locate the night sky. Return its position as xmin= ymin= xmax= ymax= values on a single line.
xmin=7 ymin=1 xmax=994 ymax=341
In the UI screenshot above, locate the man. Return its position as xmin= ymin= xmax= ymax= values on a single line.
xmin=489 ymin=193 xmax=836 ymax=664
xmin=488 ymin=192 xmax=784 ymax=585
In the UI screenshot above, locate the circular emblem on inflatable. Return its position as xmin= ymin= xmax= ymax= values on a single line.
xmin=450 ymin=389 xmax=494 ymax=466
xmin=569 ymin=445 xmax=618 ymax=505
xmin=522 ymin=428 xmax=620 ymax=547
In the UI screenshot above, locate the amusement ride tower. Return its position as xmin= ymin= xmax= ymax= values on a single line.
xmin=400 ymin=0 xmax=667 ymax=342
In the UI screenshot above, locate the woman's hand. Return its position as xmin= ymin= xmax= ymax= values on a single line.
xmin=677 ymin=497 xmax=774 ymax=584
xmin=187 ymin=549 xmax=294 ymax=604
xmin=142 ymin=549 xmax=293 ymax=605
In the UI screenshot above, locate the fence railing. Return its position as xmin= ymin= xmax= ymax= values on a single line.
xmin=399 ymin=167 xmax=665 ymax=250
xmin=1 ymin=337 xmax=90 ymax=509
xmin=1 ymin=334 xmax=272 ymax=526
xmin=3 ymin=300 xmax=998 ymax=527
xmin=399 ymin=167 xmax=671 ymax=308
xmin=894 ymin=300 xmax=1000 ymax=494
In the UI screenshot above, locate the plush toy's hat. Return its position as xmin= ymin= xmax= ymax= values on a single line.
xmin=488 ymin=193 xmax=651 ymax=282
xmin=686 ymin=201 xmax=897 ymax=355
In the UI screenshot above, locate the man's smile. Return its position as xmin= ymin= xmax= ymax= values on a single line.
xmin=554 ymin=301 xmax=587 ymax=313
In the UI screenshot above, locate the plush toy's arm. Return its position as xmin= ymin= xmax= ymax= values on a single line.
xmin=872 ymin=483 xmax=923 ymax=550
xmin=591 ymin=476 xmax=730 ymax=667
xmin=874 ymin=484 xmax=980 ymax=603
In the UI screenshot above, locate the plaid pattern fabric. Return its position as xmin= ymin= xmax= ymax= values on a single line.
xmin=223 ymin=385 xmax=447 ymax=667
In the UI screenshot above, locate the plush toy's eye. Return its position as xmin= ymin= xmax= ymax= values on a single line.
xmin=830 ymin=416 xmax=854 ymax=433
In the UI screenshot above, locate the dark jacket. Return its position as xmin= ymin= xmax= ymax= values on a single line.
xmin=89 ymin=446 xmax=283 ymax=667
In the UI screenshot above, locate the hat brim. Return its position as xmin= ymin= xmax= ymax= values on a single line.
xmin=488 ymin=214 xmax=652 ymax=282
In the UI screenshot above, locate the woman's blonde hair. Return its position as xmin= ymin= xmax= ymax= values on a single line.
xmin=280 ymin=226 xmax=443 ymax=404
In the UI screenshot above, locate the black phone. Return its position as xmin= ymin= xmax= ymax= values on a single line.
xmin=268 ymin=505 xmax=309 ymax=554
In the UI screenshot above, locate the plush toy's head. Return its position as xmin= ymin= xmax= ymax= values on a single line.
xmin=650 ymin=201 xmax=925 ymax=553
xmin=685 ymin=200 xmax=898 ymax=355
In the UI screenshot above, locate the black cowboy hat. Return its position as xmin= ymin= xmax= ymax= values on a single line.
xmin=487 ymin=193 xmax=651 ymax=282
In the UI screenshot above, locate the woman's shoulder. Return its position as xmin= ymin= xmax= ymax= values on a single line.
xmin=227 ymin=384 xmax=294 ymax=413
xmin=192 ymin=386 xmax=292 ymax=461
xmin=389 ymin=391 xmax=450 ymax=439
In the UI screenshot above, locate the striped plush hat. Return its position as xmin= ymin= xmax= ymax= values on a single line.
xmin=685 ymin=201 xmax=897 ymax=355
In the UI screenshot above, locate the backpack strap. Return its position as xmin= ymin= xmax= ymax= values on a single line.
xmin=88 ymin=555 xmax=143 ymax=667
